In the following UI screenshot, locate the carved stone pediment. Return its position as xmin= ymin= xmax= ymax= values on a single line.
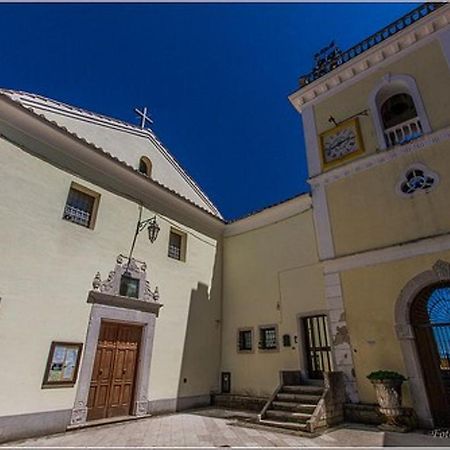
xmin=91 ymin=254 xmax=160 ymax=306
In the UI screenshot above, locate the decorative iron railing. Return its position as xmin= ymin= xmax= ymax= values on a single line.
xmin=299 ymin=3 xmax=444 ymax=88
xmin=384 ymin=116 xmax=423 ymax=148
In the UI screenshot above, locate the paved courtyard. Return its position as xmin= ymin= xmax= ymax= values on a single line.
xmin=3 ymin=408 xmax=450 ymax=448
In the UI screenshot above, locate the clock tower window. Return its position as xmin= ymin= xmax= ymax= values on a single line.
xmin=369 ymin=74 xmax=431 ymax=151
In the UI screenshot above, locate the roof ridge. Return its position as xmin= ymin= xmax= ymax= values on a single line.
xmin=0 ymin=87 xmax=143 ymax=132
xmin=0 ymin=91 xmax=224 ymax=222
xmin=0 ymin=87 xmax=221 ymax=217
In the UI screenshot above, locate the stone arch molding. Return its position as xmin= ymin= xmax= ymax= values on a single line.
xmin=394 ymin=259 xmax=450 ymax=428
xmin=368 ymin=73 xmax=432 ymax=150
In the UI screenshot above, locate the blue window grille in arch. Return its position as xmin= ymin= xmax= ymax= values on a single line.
xmin=426 ymin=287 xmax=450 ymax=367
xmin=411 ymin=282 xmax=450 ymax=426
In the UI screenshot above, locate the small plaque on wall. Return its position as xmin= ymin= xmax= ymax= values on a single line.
xmin=42 ymin=341 xmax=83 ymax=388
xmin=320 ymin=117 xmax=364 ymax=169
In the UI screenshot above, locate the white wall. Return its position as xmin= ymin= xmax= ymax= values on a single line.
xmin=0 ymin=138 xmax=221 ymax=416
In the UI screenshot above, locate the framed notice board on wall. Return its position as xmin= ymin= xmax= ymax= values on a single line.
xmin=42 ymin=341 xmax=83 ymax=388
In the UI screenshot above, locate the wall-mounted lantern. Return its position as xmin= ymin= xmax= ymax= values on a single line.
xmin=126 ymin=207 xmax=160 ymax=272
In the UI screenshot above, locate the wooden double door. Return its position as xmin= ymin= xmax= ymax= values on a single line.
xmin=87 ymin=322 xmax=142 ymax=421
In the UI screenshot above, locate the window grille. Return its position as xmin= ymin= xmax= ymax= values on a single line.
xmin=259 ymin=326 xmax=277 ymax=350
xmin=168 ymin=231 xmax=183 ymax=260
xmin=303 ymin=315 xmax=333 ymax=379
xmin=63 ymin=187 xmax=96 ymax=228
xmin=238 ymin=330 xmax=252 ymax=351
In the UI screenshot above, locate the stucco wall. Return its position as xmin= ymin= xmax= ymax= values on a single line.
xmin=221 ymin=207 xmax=327 ymax=397
xmin=326 ymin=139 xmax=450 ymax=256
xmin=0 ymin=138 xmax=221 ymax=417
xmin=339 ymin=249 xmax=450 ymax=406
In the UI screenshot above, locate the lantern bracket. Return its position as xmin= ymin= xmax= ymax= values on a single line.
xmin=125 ymin=206 xmax=160 ymax=274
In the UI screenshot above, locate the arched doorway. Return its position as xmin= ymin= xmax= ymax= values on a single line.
xmin=411 ymin=283 xmax=450 ymax=426
xmin=395 ymin=260 xmax=450 ymax=428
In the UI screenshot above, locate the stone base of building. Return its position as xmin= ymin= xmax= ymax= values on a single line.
xmin=212 ymin=394 xmax=268 ymax=411
xmin=344 ymin=403 xmax=418 ymax=429
xmin=0 ymin=409 xmax=72 ymax=444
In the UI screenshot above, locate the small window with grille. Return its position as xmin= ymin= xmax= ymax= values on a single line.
xmin=237 ymin=328 xmax=253 ymax=352
xmin=259 ymin=325 xmax=278 ymax=351
xmin=63 ymin=183 xmax=99 ymax=229
xmin=168 ymin=228 xmax=186 ymax=261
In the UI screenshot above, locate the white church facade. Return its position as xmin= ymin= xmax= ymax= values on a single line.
xmin=1 ymin=2 xmax=450 ymax=442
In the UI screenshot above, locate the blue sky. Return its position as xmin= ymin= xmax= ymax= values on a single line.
xmin=0 ymin=3 xmax=417 ymax=220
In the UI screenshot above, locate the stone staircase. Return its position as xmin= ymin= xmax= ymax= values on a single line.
xmin=259 ymin=384 xmax=324 ymax=432
xmin=258 ymin=371 xmax=345 ymax=433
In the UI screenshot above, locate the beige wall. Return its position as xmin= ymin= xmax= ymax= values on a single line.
xmin=339 ymin=249 xmax=450 ymax=405
xmin=221 ymin=206 xmax=327 ymax=397
xmin=326 ymin=139 xmax=450 ymax=256
xmin=0 ymin=138 xmax=221 ymax=417
xmin=314 ymin=40 xmax=450 ymax=160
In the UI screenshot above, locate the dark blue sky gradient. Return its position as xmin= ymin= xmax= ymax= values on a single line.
xmin=0 ymin=3 xmax=417 ymax=219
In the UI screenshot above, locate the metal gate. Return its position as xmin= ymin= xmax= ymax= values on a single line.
xmin=302 ymin=315 xmax=333 ymax=379
xmin=411 ymin=283 xmax=450 ymax=426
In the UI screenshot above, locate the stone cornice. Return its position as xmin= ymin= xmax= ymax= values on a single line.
xmin=289 ymin=4 xmax=450 ymax=113
xmin=308 ymin=126 xmax=450 ymax=188
xmin=87 ymin=291 xmax=163 ymax=316
xmin=323 ymin=231 xmax=450 ymax=275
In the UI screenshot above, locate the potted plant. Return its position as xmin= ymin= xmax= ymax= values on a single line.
xmin=367 ymin=370 xmax=409 ymax=432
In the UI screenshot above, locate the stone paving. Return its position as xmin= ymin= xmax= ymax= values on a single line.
xmin=3 ymin=408 xmax=450 ymax=448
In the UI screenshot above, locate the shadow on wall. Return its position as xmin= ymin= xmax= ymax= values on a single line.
xmin=175 ymin=243 xmax=222 ymax=411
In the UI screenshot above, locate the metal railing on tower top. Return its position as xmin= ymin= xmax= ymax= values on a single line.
xmin=299 ymin=3 xmax=445 ymax=88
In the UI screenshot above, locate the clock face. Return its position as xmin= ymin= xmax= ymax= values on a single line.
xmin=323 ymin=127 xmax=357 ymax=163
xmin=320 ymin=118 xmax=363 ymax=167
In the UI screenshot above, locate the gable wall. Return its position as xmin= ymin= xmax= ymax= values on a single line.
xmin=8 ymin=103 xmax=218 ymax=216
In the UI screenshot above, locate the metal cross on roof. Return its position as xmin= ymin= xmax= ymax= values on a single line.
xmin=134 ymin=107 xmax=153 ymax=129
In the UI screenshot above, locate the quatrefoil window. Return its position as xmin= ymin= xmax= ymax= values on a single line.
xmin=397 ymin=164 xmax=438 ymax=197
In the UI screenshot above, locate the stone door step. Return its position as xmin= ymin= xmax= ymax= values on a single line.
xmin=276 ymin=393 xmax=321 ymax=403
xmin=258 ymin=419 xmax=309 ymax=431
xmin=271 ymin=401 xmax=316 ymax=413
xmin=282 ymin=385 xmax=324 ymax=395
xmin=265 ymin=410 xmax=312 ymax=423
xmin=67 ymin=414 xmax=152 ymax=430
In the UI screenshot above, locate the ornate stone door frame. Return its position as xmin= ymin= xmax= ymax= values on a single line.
xmin=395 ymin=259 xmax=450 ymax=428
xmin=70 ymin=255 xmax=162 ymax=427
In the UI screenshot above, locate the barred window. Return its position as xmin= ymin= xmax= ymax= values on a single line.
xmin=63 ymin=185 xmax=99 ymax=228
xmin=259 ymin=326 xmax=278 ymax=350
xmin=168 ymin=229 xmax=186 ymax=261
xmin=238 ymin=329 xmax=253 ymax=352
